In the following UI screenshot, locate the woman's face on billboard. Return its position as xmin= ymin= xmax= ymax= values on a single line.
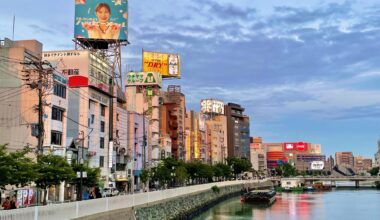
xmin=96 ymin=6 xmax=110 ymax=23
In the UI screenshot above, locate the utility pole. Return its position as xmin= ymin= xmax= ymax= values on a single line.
xmin=142 ymin=110 xmax=147 ymax=169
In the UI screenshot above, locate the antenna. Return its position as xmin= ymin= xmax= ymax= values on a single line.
xmin=12 ymin=14 xmax=15 ymax=40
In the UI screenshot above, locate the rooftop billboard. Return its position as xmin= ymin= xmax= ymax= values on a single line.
xmin=142 ymin=51 xmax=180 ymax=78
xmin=283 ymin=142 xmax=308 ymax=151
xmin=310 ymin=161 xmax=325 ymax=170
xmin=200 ymin=99 xmax=224 ymax=115
xmin=126 ymin=72 xmax=162 ymax=87
xmin=74 ymin=0 xmax=128 ymax=42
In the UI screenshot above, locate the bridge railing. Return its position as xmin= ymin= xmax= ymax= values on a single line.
xmin=0 ymin=180 xmax=260 ymax=220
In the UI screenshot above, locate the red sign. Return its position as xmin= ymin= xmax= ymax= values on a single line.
xmin=283 ymin=142 xmax=308 ymax=151
xmin=68 ymin=75 xmax=88 ymax=88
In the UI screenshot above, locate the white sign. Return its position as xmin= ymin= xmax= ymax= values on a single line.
xmin=310 ymin=161 xmax=324 ymax=170
xmin=200 ymin=99 xmax=224 ymax=115
xmin=109 ymin=141 xmax=114 ymax=168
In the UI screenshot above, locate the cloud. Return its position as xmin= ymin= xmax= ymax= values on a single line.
xmin=28 ymin=24 xmax=56 ymax=35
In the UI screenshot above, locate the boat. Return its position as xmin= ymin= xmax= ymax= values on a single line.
xmin=303 ymin=186 xmax=315 ymax=192
xmin=241 ymin=189 xmax=276 ymax=205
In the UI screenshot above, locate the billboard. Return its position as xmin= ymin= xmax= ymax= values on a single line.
xmin=74 ymin=0 xmax=128 ymax=42
xmin=142 ymin=51 xmax=180 ymax=78
xmin=310 ymin=161 xmax=325 ymax=170
xmin=126 ymin=72 xmax=163 ymax=87
xmin=283 ymin=142 xmax=308 ymax=151
xmin=200 ymin=99 xmax=224 ymax=115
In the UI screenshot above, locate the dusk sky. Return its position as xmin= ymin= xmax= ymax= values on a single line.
xmin=1 ymin=0 xmax=380 ymax=158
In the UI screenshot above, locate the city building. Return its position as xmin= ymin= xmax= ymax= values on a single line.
xmin=126 ymin=71 xmax=162 ymax=166
xmin=224 ymin=103 xmax=250 ymax=159
xmin=0 ymin=38 xmax=70 ymax=202
xmin=205 ymin=115 xmax=227 ymax=164
xmin=375 ymin=137 xmax=380 ymax=167
xmin=335 ymin=152 xmax=354 ymax=168
xmin=354 ymin=156 xmax=373 ymax=172
xmin=250 ymin=137 xmax=266 ymax=173
xmin=160 ymin=85 xmax=185 ymax=160
xmin=44 ymin=49 xmax=114 ymax=187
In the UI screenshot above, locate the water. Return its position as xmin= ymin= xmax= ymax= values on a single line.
xmin=194 ymin=189 xmax=380 ymax=220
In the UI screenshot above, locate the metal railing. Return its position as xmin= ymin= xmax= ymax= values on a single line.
xmin=0 ymin=180 xmax=259 ymax=220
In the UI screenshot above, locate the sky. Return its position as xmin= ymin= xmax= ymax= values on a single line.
xmin=1 ymin=0 xmax=380 ymax=158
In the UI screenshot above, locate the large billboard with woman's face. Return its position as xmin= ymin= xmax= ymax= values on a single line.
xmin=74 ymin=0 xmax=128 ymax=41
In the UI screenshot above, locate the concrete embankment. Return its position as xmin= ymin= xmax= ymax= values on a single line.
xmin=75 ymin=180 xmax=273 ymax=220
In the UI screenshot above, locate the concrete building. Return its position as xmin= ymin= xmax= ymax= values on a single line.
xmin=160 ymin=85 xmax=185 ymax=160
xmin=335 ymin=152 xmax=354 ymax=168
xmin=0 ymin=38 xmax=70 ymax=202
xmin=224 ymin=103 xmax=250 ymax=159
xmin=125 ymin=71 xmax=162 ymax=166
xmin=205 ymin=115 xmax=227 ymax=164
xmin=375 ymin=138 xmax=380 ymax=167
xmin=354 ymin=156 xmax=373 ymax=172
xmin=127 ymin=112 xmax=148 ymax=192
xmin=44 ymin=49 xmax=114 ymax=187
xmin=250 ymin=137 xmax=266 ymax=173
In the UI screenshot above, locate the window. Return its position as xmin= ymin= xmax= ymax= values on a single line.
xmin=52 ymin=107 xmax=64 ymax=121
xmin=51 ymin=131 xmax=62 ymax=145
xmin=116 ymin=113 xmax=119 ymax=121
xmin=116 ymin=130 xmax=119 ymax=138
xmin=101 ymin=104 xmax=106 ymax=116
xmin=53 ymin=83 xmax=66 ymax=99
xmin=91 ymin=114 xmax=95 ymax=124
xmin=100 ymin=137 xmax=105 ymax=149
xmin=99 ymin=156 xmax=104 ymax=167
xmin=101 ymin=121 xmax=105 ymax=132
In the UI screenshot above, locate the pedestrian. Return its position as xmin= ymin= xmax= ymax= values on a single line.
xmin=89 ymin=188 xmax=95 ymax=199
xmin=9 ymin=196 xmax=18 ymax=209
xmin=1 ymin=197 xmax=11 ymax=210
xmin=95 ymin=187 xmax=101 ymax=198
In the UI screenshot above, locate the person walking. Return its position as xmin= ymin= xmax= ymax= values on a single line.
xmin=1 ymin=197 xmax=11 ymax=210
xmin=9 ymin=196 xmax=18 ymax=209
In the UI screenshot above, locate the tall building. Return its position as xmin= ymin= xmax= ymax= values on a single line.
xmin=375 ymin=137 xmax=380 ymax=167
xmin=44 ymin=49 xmax=114 ymax=187
xmin=250 ymin=137 xmax=266 ymax=173
xmin=335 ymin=152 xmax=354 ymax=168
xmin=126 ymin=71 xmax=162 ymax=166
xmin=224 ymin=103 xmax=250 ymax=159
xmin=0 ymin=38 xmax=70 ymax=201
xmin=205 ymin=115 xmax=227 ymax=164
xmin=160 ymin=85 xmax=185 ymax=160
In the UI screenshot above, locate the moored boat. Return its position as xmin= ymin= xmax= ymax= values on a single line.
xmin=241 ymin=189 xmax=276 ymax=205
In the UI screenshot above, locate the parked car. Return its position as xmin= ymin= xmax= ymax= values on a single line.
xmin=102 ymin=188 xmax=119 ymax=197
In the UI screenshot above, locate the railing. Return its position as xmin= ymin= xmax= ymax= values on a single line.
xmin=0 ymin=180 xmax=258 ymax=220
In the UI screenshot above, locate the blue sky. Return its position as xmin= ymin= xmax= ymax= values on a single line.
xmin=1 ymin=0 xmax=380 ymax=158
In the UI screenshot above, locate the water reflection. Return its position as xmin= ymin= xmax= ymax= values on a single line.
xmin=194 ymin=190 xmax=380 ymax=220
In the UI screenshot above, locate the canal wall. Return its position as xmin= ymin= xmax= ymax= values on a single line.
xmin=0 ymin=180 xmax=271 ymax=220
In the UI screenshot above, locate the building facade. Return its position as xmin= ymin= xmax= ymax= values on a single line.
xmin=335 ymin=152 xmax=354 ymax=168
xmin=224 ymin=103 xmax=250 ymax=159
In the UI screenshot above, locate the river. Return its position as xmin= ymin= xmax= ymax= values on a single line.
xmin=194 ymin=189 xmax=380 ymax=220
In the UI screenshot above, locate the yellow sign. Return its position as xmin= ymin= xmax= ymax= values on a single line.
xmin=143 ymin=51 xmax=180 ymax=78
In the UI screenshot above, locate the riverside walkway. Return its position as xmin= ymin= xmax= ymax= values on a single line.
xmin=0 ymin=179 xmax=268 ymax=220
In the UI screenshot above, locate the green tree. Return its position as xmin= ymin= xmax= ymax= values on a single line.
xmin=369 ymin=167 xmax=380 ymax=176
xmin=151 ymin=163 xmax=171 ymax=188
xmin=226 ymin=157 xmax=252 ymax=177
xmin=276 ymin=163 xmax=298 ymax=177
xmin=174 ymin=166 xmax=188 ymax=186
xmin=35 ymin=154 xmax=75 ymax=204
xmin=140 ymin=169 xmax=150 ymax=191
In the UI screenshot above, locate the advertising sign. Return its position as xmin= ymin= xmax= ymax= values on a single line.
xmin=126 ymin=72 xmax=163 ymax=87
xmin=74 ymin=0 xmax=128 ymax=41
xmin=198 ymin=113 xmax=206 ymax=132
xmin=200 ymin=99 xmax=225 ymax=115
xmin=283 ymin=142 xmax=308 ymax=151
xmin=142 ymin=51 xmax=180 ymax=78
xmin=310 ymin=161 xmax=325 ymax=170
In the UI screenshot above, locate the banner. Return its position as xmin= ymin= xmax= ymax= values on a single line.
xmin=126 ymin=72 xmax=163 ymax=87
xmin=74 ymin=0 xmax=128 ymax=41
xmin=143 ymin=51 xmax=180 ymax=78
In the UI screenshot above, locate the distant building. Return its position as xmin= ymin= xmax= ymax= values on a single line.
xmin=335 ymin=152 xmax=354 ymax=168
xmin=205 ymin=115 xmax=227 ymax=164
xmin=354 ymin=156 xmax=372 ymax=172
xmin=375 ymin=138 xmax=380 ymax=167
xmin=250 ymin=137 xmax=266 ymax=173
xmin=224 ymin=103 xmax=250 ymax=159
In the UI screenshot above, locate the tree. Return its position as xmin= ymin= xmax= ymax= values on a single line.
xmin=35 ymin=154 xmax=75 ymax=205
xmin=140 ymin=169 xmax=150 ymax=191
xmin=276 ymin=163 xmax=298 ymax=177
xmin=226 ymin=157 xmax=252 ymax=177
xmin=174 ymin=166 xmax=188 ymax=186
xmin=369 ymin=167 xmax=379 ymax=176
xmin=151 ymin=163 xmax=171 ymax=188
